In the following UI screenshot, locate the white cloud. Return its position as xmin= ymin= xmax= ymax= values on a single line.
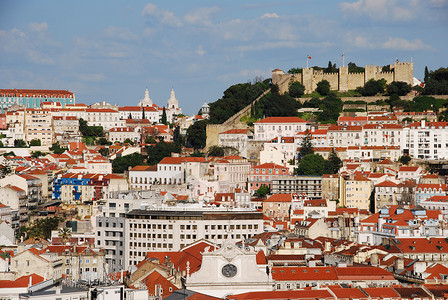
xmin=29 ymin=22 xmax=48 ymax=32
xmin=141 ymin=3 xmax=182 ymax=27
xmin=340 ymin=0 xmax=420 ymax=21
xmin=382 ymin=37 xmax=432 ymax=51
xmin=260 ymin=13 xmax=279 ymax=19
xmin=103 ymin=26 xmax=138 ymax=41
xmin=184 ymin=7 xmax=220 ymax=26
xmin=196 ymin=46 xmax=206 ymax=56
xmin=352 ymin=36 xmax=374 ymax=48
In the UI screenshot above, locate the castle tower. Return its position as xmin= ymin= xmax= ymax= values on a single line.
xmin=302 ymin=68 xmax=314 ymax=94
xmin=167 ymin=88 xmax=179 ymax=110
xmin=393 ymin=61 xmax=414 ymax=85
xmin=364 ymin=65 xmax=376 ymax=83
xmin=338 ymin=66 xmax=349 ymax=92
xmin=138 ymin=88 xmax=153 ymax=107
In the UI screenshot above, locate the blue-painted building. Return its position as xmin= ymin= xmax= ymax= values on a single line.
xmin=0 ymin=89 xmax=75 ymax=112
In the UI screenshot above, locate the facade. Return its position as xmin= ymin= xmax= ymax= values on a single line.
xmin=25 ymin=109 xmax=54 ymax=146
xmin=249 ymin=163 xmax=290 ymax=192
xmin=186 ymin=241 xmax=272 ymax=298
xmin=401 ymin=121 xmax=448 ymax=160
xmin=340 ymin=174 xmax=373 ymax=210
xmin=0 ymin=89 xmax=75 ymax=112
xmin=52 ymin=116 xmax=80 ymax=143
xmin=218 ymin=129 xmax=253 ymax=158
xmin=254 ymin=117 xmax=309 ymax=141
xmin=271 ymin=175 xmax=323 ymax=199
xmin=124 ymin=209 xmax=264 ymax=268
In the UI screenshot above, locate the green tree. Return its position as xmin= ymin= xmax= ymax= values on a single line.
xmin=398 ymin=155 xmax=411 ymax=165
xmin=324 ymin=148 xmax=342 ymax=174
xmin=17 ymin=216 xmax=63 ymax=240
xmin=146 ymin=141 xmax=181 ymax=165
xmin=31 ymin=151 xmax=46 ymax=158
xmin=386 ymin=81 xmax=412 ymax=96
xmin=123 ymin=138 xmax=134 ymax=145
xmin=208 ymin=80 xmax=270 ymax=124
xmin=161 ymin=107 xmax=167 ymax=125
xmin=79 ymin=118 xmax=104 ymax=137
xmin=97 ymin=137 xmax=110 ymax=145
xmin=317 ymin=94 xmax=343 ymax=123
xmin=29 ymin=139 xmax=41 ymax=146
xmin=186 ymin=120 xmax=208 ymax=149
xmin=288 ymin=67 xmax=302 ymax=74
xmin=208 ymin=146 xmax=225 ymax=157
xmin=50 ymin=142 xmax=68 ymax=154
xmin=142 ymin=106 xmax=145 ymax=119
xmin=424 ymin=66 xmax=429 ymax=82
xmin=348 ymin=62 xmax=365 ymax=73
xmin=190 ymin=151 xmax=205 ymax=157
xmin=299 ymin=130 xmax=314 ymax=159
xmin=256 ymin=184 xmax=270 ymax=198
xmin=289 ymin=82 xmax=305 ymax=98
xmin=99 ymin=147 xmax=109 ymax=157
xmin=145 ymin=136 xmax=157 ymax=144
xmin=316 ymin=80 xmax=330 ymax=96
xmin=0 ymin=141 xmax=3 ymax=148
xmin=295 ymin=153 xmax=325 ymax=175
xmin=112 ymin=152 xmax=146 ymax=173
xmin=356 ymin=79 xmax=385 ymax=96
xmin=14 ymin=139 xmax=27 ymax=148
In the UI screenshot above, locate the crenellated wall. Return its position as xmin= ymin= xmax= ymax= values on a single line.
xmin=273 ymin=61 xmax=414 ymax=95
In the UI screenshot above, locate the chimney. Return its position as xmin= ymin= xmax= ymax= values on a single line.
xmin=421 ymin=120 xmax=426 ymax=128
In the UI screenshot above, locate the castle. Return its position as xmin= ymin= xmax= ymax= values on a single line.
xmin=272 ymin=61 xmax=414 ymax=94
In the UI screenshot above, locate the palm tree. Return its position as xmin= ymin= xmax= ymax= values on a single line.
xmin=58 ymin=227 xmax=72 ymax=245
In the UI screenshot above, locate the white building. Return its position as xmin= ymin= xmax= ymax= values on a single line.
xmin=254 ymin=117 xmax=309 ymax=141
xmin=124 ymin=208 xmax=264 ymax=269
xmin=401 ymin=121 xmax=448 ymax=160
xmin=218 ymin=129 xmax=253 ymax=158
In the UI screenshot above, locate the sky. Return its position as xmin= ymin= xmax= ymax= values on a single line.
xmin=0 ymin=0 xmax=447 ymax=115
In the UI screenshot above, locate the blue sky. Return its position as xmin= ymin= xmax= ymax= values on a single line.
xmin=1 ymin=0 xmax=447 ymax=115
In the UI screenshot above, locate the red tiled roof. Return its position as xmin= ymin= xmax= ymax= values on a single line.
xmin=264 ymin=194 xmax=292 ymax=203
xmin=0 ymin=274 xmax=44 ymax=288
xmin=254 ymin=116 xmax=308 ymax=124
xmin=220 ymin=129 xmax=250 ymax=134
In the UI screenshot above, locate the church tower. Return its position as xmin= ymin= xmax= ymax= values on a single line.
xmin=167 ymin=88 xmax=179 ymax=110
xmin=138 ymin=88 xmax=153 ymax=107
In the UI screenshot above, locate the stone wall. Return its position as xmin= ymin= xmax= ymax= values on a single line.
xmin=273 ymin=61 xmax=414 ymax=95
xmin=205 ymin=89 xmax=270 ymax=150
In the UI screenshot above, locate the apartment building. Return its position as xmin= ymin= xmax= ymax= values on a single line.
xmin=401 ymin=121 xmax=448 ymax=160
xmin=218 ymin=129 xmax=253 ymax=158
xmin=254 ymin=117 xmax=309 ymax=141
xmin=124 ymin=208 xmax=263 ymax=268
xmin=271 ymin=175 xmax=323 ymax=199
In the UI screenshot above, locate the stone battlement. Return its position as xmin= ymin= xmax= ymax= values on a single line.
xmin=273 ymin=61 xmax=413 ymax=94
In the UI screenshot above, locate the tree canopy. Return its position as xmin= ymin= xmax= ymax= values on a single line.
xmin=386 ymin=81 xmax=411 ymax=96
xmin=289 ymin=82 xmax=305 ymax=98
xmin=294 ymin=153 xmax=325 ymax=176
xmin=316 ymin=80 xmax=331 ymax=96
xmin=29 ymin=139 xmax=41 ymax=146
xmin=299 ymin=130 xmax=314 ymax=159
xmin=251 ymin=85 xmax=299 ymax=119
xmin=146 ymin=141 xmax=181 ymax=165
xmin=112 ymin=152 xmax=145 ymax=173
xmin=423 ymin=67 xmax=448 ymax=95
xmin=186 ymin=120 xmax=208 ymax=149
xmin=356 ymin=79 xmax=386 ymax=96
xmin=324 ymin=149 xmax=342 ymax=174
xmin=208 ymin=80 xmax=270 ymax=124
xmin=17 ymin=216 xmax=63 ymax=240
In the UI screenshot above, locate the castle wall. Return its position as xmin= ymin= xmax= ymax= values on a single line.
xmin=322 ymin=73 xmax=339 ymax=91
xmin=347 ymin=73 xmax=365 ymax=90
xmin=376 ymin=72 xmax=394 ymax=84
xmin=273 ymin=61 xmax=414 ymax=95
